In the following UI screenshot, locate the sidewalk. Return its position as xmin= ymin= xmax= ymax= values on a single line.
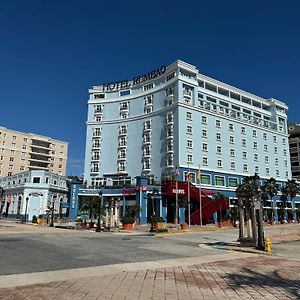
xmin=0 ymin=253 xmax=299 ymax=299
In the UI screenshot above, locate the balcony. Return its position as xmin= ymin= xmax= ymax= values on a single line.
xmin=119 ymin=129 xmax=127 ymax=136
xmin=92 ymin=144 xmax=101 ymax=149
xmin=120 ymin=105 xmax=129 ymax=112
xmin=118 ymin=143 xmax=127 ymax=148
xmin=30 ymin=148 xmax=51 ymax=156
xmin=118 ymin=156 xmax=126 ymax=161
xmin=183 ymin=90 xmax=192 ymax=98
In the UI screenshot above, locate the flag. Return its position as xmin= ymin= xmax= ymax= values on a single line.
xmin=186 ymin=171 xmax=191 ymax=182
xmin=197 ymin=165 xmax=201 ymax=181
xmin=175 ymin=166 xmax=180 ymax=177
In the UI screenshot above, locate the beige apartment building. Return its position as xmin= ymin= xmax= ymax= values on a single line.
xmin=0 ymin=126 xmax=68 ymax=178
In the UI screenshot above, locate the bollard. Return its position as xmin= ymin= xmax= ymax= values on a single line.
xmin=265 ymin=237 xmax=271 ymax=253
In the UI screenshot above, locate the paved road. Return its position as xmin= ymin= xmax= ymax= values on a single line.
xmin=0 ymin=220 xmax=299 ymax=299
xmin=0 ymin=224 xmax=226 ymax=276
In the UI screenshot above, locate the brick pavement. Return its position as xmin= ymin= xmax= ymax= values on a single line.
xmin=0 ymin=254 xmax=299 ymax=299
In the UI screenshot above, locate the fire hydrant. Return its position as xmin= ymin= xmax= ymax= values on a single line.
xmin=265 ymin=237 xmax=271 ymax=253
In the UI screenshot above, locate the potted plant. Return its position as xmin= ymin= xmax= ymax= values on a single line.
xmin=150 ymin=215 xmax=165 ymax=231
xmin=122 ymin=214 xmax=135 ymax=230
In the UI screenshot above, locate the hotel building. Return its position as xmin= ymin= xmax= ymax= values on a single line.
xmin=0 ymin=126 xmax=68 ymax=178
xmin=84 ymin=60 xmax=291 ymax=192
xmin=288 ymin=123 xmax=300 ymax=180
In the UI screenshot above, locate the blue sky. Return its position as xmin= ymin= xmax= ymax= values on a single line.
xmin=0 ymin=0 xmax=299 ymax=176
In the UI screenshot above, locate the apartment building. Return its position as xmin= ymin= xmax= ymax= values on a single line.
xmin=0 ymin=126 xmax=68 ymax=177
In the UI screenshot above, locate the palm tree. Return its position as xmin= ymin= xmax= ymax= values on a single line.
xmin=236 ymin=176 xmax=257 ymax=201
xmin=262 ymin=177 xmax=278 ymax=222
xmin=283 ymin=179 xmax=300 ymax=221
xmin=80 ymin=196 xmax=99 ymax=219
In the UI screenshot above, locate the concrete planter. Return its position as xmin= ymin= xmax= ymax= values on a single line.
xmin=123 ymin=223 xmax=133 ymax=230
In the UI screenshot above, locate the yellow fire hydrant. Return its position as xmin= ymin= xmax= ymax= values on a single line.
xmin=265 ymin=237 xmax=271 ymax=253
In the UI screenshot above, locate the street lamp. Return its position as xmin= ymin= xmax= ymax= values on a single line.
xmin=96 ymin=191 xmax=103 ymax=232
xmin=24 ymin=197 xmax=29 ymax=223
xmin=50 ymin=196 xmax=56 ymax=227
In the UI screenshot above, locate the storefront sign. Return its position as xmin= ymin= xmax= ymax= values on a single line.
xmin=101 ymin=65 xmax=166 ymax=92
xmin=172 ymin=189 xmax=185 ymax=195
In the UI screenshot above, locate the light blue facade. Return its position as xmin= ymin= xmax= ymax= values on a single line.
xmin=84 ymin=60 xmax=291 ymax=197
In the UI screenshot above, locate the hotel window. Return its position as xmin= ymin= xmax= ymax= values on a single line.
xmin=144 ymin=106 xmax=153 ymax=114
xmin=10 ymin=150 xmax=15 ymax=155
xmin=187 ymin=140 xmax=193 ymax=149
xmin=92 ymin=151 xmax=100 ymax=160
xmin=118 ymin=162 xmax=126 ymax=172
xmin=120 ymin=90 xmax=130 ymax=96
xmin=9 ymin=157 xmax=14 ymax=162
xmin=215 ymin=120 xmax=221 ymax=127
xmin=22 ymin=145 xmax=27 ymax=150
xmin=241 ymin=127 xmax=246 ymax=134
xmin=186 ymin=112 xmax=192 ymax=120
xmin=94 ymin=94 xmax=105 ymax=99
xmin=242 ymin=139 xmax=246 ymax=147
xmin=276 ymin=170 xmax=280 ymax=177
xmin=166 ymin=72 xmax=175 ymax=81
xmin=273 ymin=136 xmax=277 ymax=143
xmin=143 ymin=83 xmax=154 ymax=91
xmin=201 ymin=174 xmax=211 ymax=185
xmin=144 ymin=95 xmax=153 ymax=105
xmin=143 ymin=159 xmax=151 ymax=170
xmin=229 ymin=178 xmax=238 ymax=187
xmin=120 ymin=112 xmax=128 ymax=119
xmin=285 ymin=171 xmax=289 ymax=177
xmin=231 ymin=161 xmax=236 ymax=170
xmin=91 ymin=163 xmax=99 ymax=172
xmin=230 ymin=149 xmax=235 ymax=157
xmin=266 ymin=167 xmax=270 ymax=175
xmin=120 ymin=102 xmax=128 ymax=110
xmin=283 ymin=149 xmax=287 ymax=155
xmin=12 ymin=136 xmax=16 ymax=140
xmin=253 ymin=142 xmax=258 ymax=149
xmin=187 ymin=125 xmax=192 ymax=135
xmin=255 ymin=166 xmax=259 ymax=173
xmin=202 ymin=116 xmax=207 ymax=124
xmin=263 ymin=133 xmax=267 ymax=140
xmin=274 ymin=146 xmax=278 ymax=154
xmin=202 ymin=129 xmax=207 ymax=138
xmin=243 ymin=164 xmax=248 ymax=172
xmin=253 ymin=130 xmax=257 ymax=137
xmin=284 ymin=160 xmax=288 ymax=167
xmin=95 ymin=115 xmax=102 ymax=122
xmin=119 ymin=149 xmax=126 ymax=158
xmin=94 ymin=128 xmax=101 ymax=136
xmin=242 ymin=151 xmax=247 ymax=159
xmin=215 ymin=176 xmax=225 ymax=186
xmin=229 ymin=136 xmax=235 ymax=144
xmin=216 ymin=146 xmax=222 ymax=154
xmin=264 ymin=144 xmax=268 ymax=151
xmin=202 ymin=157 xmax=208 ymax=165
xmin=282 ymin=138 xmax=286 ymax=145
xmin=216 ymin=133 xmax=221 ymax=141
xmin=95 ymin=105 xmax=103 ymax=113
xmin=229 ymin=123 xmax=234 ymax=131
xmin=275 ymin=158 xmax=279 ymax=165
xmin=187 ymin=154 xmax=193 ymax=163
xmin=167 ymin=154 xmax=173 ymax=166
xmin=254 ymin=154 xmax=258 ymax=161
xmin=217 ymin=159 xmax=223 ymax=168
xmin=119 ymin=137 xmax=127 ymax=146
xmin=202 ymin=143 xmax=208 ymax=151
xmin=120 ymin=125 xmax=127 ymax=134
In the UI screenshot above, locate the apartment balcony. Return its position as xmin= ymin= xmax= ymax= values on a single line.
xmin=143 ymin=126 xmax=152 ymax=132
xmin=90 ymin=169 xmax=99 ymax=174
xmin=30 ymin=144 xmax=51 ymax=152
xmin=166 ymin=117 xmax=174 ymax=125
xmin=92 ymin=144 xmax=101 ymax=149
xmin=117 ymin=157 xmax=126 ymax=162
xmin=166 ymin=147 xmax=174 ymax=154
xmin=29 ymin=148 xmax=51 ymax=156
xmin=143 ymin=139 xmax=151 ymax=145
xmin=91 ymin=156 xmax=100 ymax=161
xmin=28 ymin=157 xmax=50 ymax=164
xmin=143 ymin=153 xmax=151 ymax=158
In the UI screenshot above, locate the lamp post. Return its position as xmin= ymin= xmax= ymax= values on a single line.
xmin=50 ymin=196 xmax=56 ymax=227
xmin=96 ymin=191 xmax=103 ymax=232
xmin=24 ymin=197 xmax=29 ymax=223
xmin=254 ymin=173 xmax=265 ymax=250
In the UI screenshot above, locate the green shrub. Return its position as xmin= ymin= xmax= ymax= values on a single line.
xmin=122 ymin=214 xmax=135 ymax=224
xmin=150 ymin=215 xmax=164 ymax=223
xmin=32 ymin=215 xmax=37 ymax=223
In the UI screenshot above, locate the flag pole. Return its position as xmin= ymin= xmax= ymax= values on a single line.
xmin=175 ymin=167 xmax=178 ymax=224
xmin=198 ymin=165 xmax=202 ymax=226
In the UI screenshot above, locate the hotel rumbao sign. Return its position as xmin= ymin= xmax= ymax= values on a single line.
xmin=101 ymin=65 xmax=166 ymax=92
